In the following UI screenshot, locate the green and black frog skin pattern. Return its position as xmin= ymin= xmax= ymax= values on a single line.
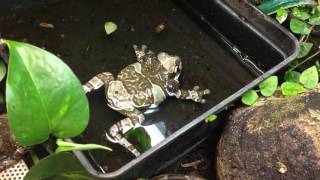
xmin=83 ymin=45 xmax=210 ymax=157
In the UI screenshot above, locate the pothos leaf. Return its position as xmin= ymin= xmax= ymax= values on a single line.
xmin=241 ymin=90 xmax=258 ymax=106
xmin=0 ymin=60 xmax=6 ymax=82
xmin=276 ymin=8 xmax=288 ymax=23
xmin=55 ymin=139 xmax=112 ymax=153
xmin=309 ymin=13 xmax=320 ymax=25
xmin=309 ymin=5 xmax=320 ymax=25
xmin=297 ymin=42 xmax=313 ymax=59
xmin=259 ymin=76 xmax=278 ymax=97
xmin=5 ymin=40 xmax=89 ymax=146
xmin=24 ymin=152 xmax=93 ymax=180
xmin=316 ymin=60 xmax=320 ymax=72
xmin=300 ymin=66 xmax=319 ymax=89
xmin=284 ymin=71 xmax=301 ymax=83
xmin=281 ymin=82 xmax=306 ymax=96
xmin=292 ymin=7 xmax=311 ymax=20
xmin=290 ymin=18 xmax=312 ymax=35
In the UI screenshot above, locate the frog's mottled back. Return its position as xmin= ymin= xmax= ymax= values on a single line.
xmin=83 ymin=45 xmax=210 ymax=157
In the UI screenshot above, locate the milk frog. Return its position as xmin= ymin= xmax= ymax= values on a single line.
xmin=83 ymin=45 xmax=210 ymax=157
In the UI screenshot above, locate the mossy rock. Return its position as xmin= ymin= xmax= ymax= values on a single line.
xmin=217 ymin=89 xmax=320 ymax=180
xmin=0 ymin=114 xmax=24 ymax=171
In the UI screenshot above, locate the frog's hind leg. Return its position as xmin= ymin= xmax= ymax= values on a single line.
xmin=106 ymin=108 xmax=145 ymax=157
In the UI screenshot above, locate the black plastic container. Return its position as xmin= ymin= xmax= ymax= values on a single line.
xmin=0 ymin=0 xmax=298 ymax=179
xmin=72 ymin=0 xmax=299 ymax=179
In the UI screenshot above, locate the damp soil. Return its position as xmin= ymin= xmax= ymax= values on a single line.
xmin=0 ymin=0 xmax=259 ymax=172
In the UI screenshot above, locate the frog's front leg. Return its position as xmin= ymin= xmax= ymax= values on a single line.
xmin=133 ymin=44 xmax=155 ymax=63
xmin=106 ymin=108 xmax=145 ymax=157
xmin=173 ymin=86 xmax=210 ymax=103
xmin=83 ymin=72 xmax=114 ymax=93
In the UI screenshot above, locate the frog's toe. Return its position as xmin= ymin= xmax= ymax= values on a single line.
xmin=133 ymin=44 xmax=138 ymax=50
xmin=203 ymin=89 xmax=210 ymax=95
xmin=141 ymin=44 xmax=148 ymax=51
xmin=200 ymin=99 xmax=206 ymax=103
xmin=193 ymin=86 xmax=200 ymax=90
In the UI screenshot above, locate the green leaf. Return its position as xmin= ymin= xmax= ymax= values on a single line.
xmin=241 ymin=90 xmax=258 ymax=106
xmin=276 ymin=8 xmax=288 ymax=23
xmin=104 ymin=21 xmax=117 ymax=35
xmin=124 ymin=127 xmax=151 ymax=152
xmin=259 ymin=76 xmax=278 ymax=97
xmin=288 ymin=59 xmax=299 ymax=68
xmin=290 ymin=18 xmax=312 ymax=35
xmin=281 ymin=82 xmax=306 ymax=96
xmin=55 ymin=139 xmax=112 ymax=153
xmin=292 ymin=7 xmax=311 ymax=20
xmin=258 ymin=0 xmax=315 ymax=15
xmin=284 ymin=71 xmax=301 ymax=83
xmin=309 ymin=13 xmax=320 ymax=25
xmin=204 ymin=114 xmax=217 ymax=123
xmin=311 ymin=5 xmax=320 ymax=15
xmin=309 ymin=5 xmax=320 ymax=25
xmin=24 ymin=152 xmax=93 ymax=180
xmin=0 ymin=60 xmax=6 ymax=82
xmin=297 ymin=42 xmax=313 ymax=58
xmin=316 ymin=60 xmax=320 ymax=72
xmin=300 ymin=66 xmax=319 ymax=89
xmin=5 ymin=40 xmax=89 ymax=146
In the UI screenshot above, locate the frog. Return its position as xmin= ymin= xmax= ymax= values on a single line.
xmin=83 ymin=45 xmax=210 ymax=157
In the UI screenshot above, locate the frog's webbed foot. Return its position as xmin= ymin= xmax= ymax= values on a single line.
xmin=173 ymin=86 xmax=210 ymax=103
xmin=133 ymin=44 xmax=155 ymax=63
xmin=106 ymin=108 xmax=145 ymax=157
xmin=191 ymin=86 xmax=210 ymax=103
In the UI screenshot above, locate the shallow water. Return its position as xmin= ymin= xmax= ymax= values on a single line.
xmin=0 ymin=0 xmax=263 ymax=172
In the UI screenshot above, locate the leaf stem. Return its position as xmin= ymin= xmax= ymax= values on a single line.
xmin=30 ymin=149 xmax=40 ymax=165
xmin=289 ymin=49 xmax=320 ymax=71
xmin=299 ymin=35 xmax=306 ymax=43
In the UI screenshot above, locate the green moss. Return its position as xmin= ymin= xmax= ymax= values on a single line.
xmin=264 ymin=96 xmax=305 ymax=129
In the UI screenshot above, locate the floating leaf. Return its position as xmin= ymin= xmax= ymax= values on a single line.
xmin=55 ymin=139 xmax=112 ymax=153
xmin=300 ymin=66 xmax=319 ymax=89
xmin=281 ymin=82 xmax=306 ymax=96
xmin=284 ymin=71 xmax=301 ymax=83
xmin=0 ymin=60 xmax=6 ymax=82
xmin=241 ymin=90 xmax=258 ymax=106
xmin=276 ymin=8 xmax=288 ymax=23
xmin=24 ymin=152 xmax=92 ymax=180
xmin=124 ymin=127 xmax=151 ymax=152
xmin=290 ymin=18 xmax=312 ymax=35
xmin=297 ymin=42 xmax=313 ymax=58
xmin=204 ymin=114 xmax=217 ymax=123
xmin=5 ymin=40 xmax=89 ymax=146
xmin=259 ymin=76 xmax=278 ymax=97
xmin=104 ymin=21 xmax=117 ymax=35
xmin=292 ymin=7 xmax=311 ymax=20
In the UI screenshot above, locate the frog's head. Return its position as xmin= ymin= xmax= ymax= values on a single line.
xmin=157 ymin=52 xmax=182 ymax=80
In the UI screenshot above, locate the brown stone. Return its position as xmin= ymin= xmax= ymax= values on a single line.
xmin=217 ymin=89 xmax=320 ymax=180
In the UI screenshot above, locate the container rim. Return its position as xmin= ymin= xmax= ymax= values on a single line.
xmin=70 ymin=1 xmax=300 ymax=178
